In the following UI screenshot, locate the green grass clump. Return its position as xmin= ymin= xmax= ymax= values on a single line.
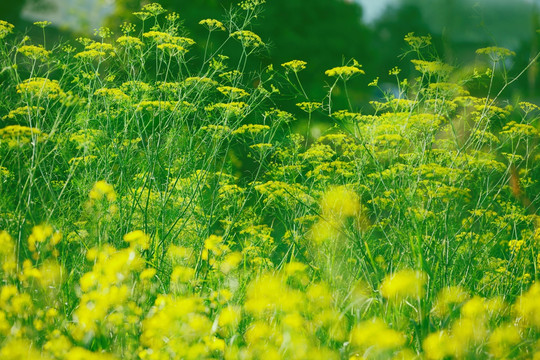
xmin=0 ymin=1 xmax=540 ymax=359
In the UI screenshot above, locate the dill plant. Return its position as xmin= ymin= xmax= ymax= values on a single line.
xmin=0 ymin=2 xmax=539 ymax=359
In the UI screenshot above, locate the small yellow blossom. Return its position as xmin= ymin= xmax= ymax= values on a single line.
xmin=325 ymin=65 xmax=364 ymax=79
xmin=0 ymin=20 xmax=14 ymax=39
xmin=88 ymin=180 xmax=117 ymax=201
xmin=199 ymin=19 xmax=226 ymax=31
xmin=380 ymin=269 xmax=426 ymax=301
xmin=17 ymin=44 xmax=50 ymax=60
xmin=230 ymin=30 xmax=264 ymax=47
xmin=281 ymin=60 xmax=307 ymax=73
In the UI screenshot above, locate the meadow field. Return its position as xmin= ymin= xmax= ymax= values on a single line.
xmin=0 ymin=1 xmax=540 ymax=359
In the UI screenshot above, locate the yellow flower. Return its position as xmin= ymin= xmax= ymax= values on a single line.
xmin=0 ymin=20 xmax=14 ymax=39
xmin=488 ymin=324 xmax=521 ymax=358
xmin=380 ymin=269 xmax=426 ymax=301
xmin=281 ymin=60 xmax=307 ymax=73
xmin=88 ymin=180 xmax=117 ymax=201
xmin=17 ymin=44 xmax=50 ymax=60
xmin=476 ymin=46 xmax=516 ymax=61
xmin=350 ymin=318 xmax=406 ymax=351
xmin=325 ymin=65 xmax=364 ymax=79
xmin=320 ymin=185 xmax=361 ymax=219
xmin=157 ymin=43 xmax=187 ymax=55
xmin=296 ymin=102 xmax=322 ymax=113
xmin=217 ymin=85 xmax=250 ymax=99
xmin=199 ymin=19 xmax=226 ymax=31
xmin=514 ymin=283 xmax=540 ymax=328
xmin=423 ymin=331 xmax=455 ymax=360
xmin=230 ymin=30 xmax=264 ymax=47
xmin=218 ymin=305 xmax=241 ymax=328
xmin=16 ymin=77 xmax=65 ymax=99
xmin=123 ymin=230 xmax=150 ymax=250
xmin=116 ymin=35 xmax=143 ymax=48
xmin=410 ymin=59 xmax=453 ymax=76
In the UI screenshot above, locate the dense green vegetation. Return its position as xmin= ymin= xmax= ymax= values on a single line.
xmin=0 ymin=1 xmax=539 ymax=359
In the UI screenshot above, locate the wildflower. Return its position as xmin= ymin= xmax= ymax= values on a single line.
xmin=488 ymin=324 xmax=521 ymax=358
xmin=0 ymin=231 xmax=16 ymax=273
xmin=93 ymin=26 xmax=113 ymax=39
xmin=217 ymin=85 xmax=250 ymax=99
xmin=133 ymin=11 xmax=151 ymax=21
xmin=320 ymin=185 xmax=360 ymax=219
xmin=218 ymin=305 xmax=241 ymax=328
xmin=281 ymin=60 xmax=307 ymax=73
xmin=123 ymin=230 xmax=150 ymax=250
xmin=142 ymin=30 xmax=173 ymax=43
xmin=157 ymin=43 xmax=187 ymax=55
xmin=380 ymin=269 xmax=426 ymax=301
xmin=171 ymin=265 xmax=196 ymax=283
xmin=220 ymin=252 xmax=243 ymax=273
xmin=476 ymin=46 xmax=516 ymax=61
xmin=0 ymin=20 xmax=14 ymax=39
xmin=94 ymin=87 xmax=130 ymax=102
xmin=88 ymin=180 xmax=117 ymax=202
xmin=350 ymin=318 xmax=406 ymax=351
xmin=27 ymin=224 xmax=55 ymax=252
xmin=0 ymin=125 xmax=47 ymax=147
xmin=232 ymin=124 xmax=270 ymax=136
xmin=519 ymin=101 xmax=540 ymax=113
xmin=3 ymin=105 xmax=45 ymax=120
xmin=16 ymin=77 xmax=65 ymax=99
xmin=116 ymin=35 xmax=143 ymax=48
xmin=230 ymin=30 xmax=264 ymax=47
xmin=404 ymin=32 xmax=432 ymax=49
xmin=500 ymin=121 xmax=539 ymax=138
xmin=182 ymin=76 xmax=219 ymax=88
xmin=431 ymin=286 xmax=469 ymax=317
xmin=135 ymin=100 xmax=176 ymax=112
xmin=411 ymin=59 xmax=453 ymax=76
xmin=205 ymin=102 xmax=248 ymax=117
xmin=17 ymin=44 xmax=50 ymax=61
xmin=514 ymin=283 xmax=540 ymax=328
xmin=325 ymin=65 xmax=364 ymax=80
xmin=389 ymin=66 xmax=401 ymax=75
xmin=423 ymin=331 xmax=455 ymax=360
xmin=240 ymin=0 xmax=266 ymax=10
xmin=296 ymin=102 xmax=322 ymax=113
xmin=74 ymin=49 xmax=107 ymax=60
xmin=368 ymin=77 xmax=379 ymax=86
xmin=265 ymin=108 xmax=295 ymax=123
xmin=199 ymin=18 xmax=226 ymax=31
xmin=142 ymin=2 xmax=166 ymax=16
xmin=219 ymin=70 xmax=242 ymax=82
xmin=204 ymin=235 xmax=224 ymax=254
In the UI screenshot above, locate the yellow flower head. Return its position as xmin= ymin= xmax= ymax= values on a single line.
xmin=380 ymin=269 xmax=426 ymax=301
xmin=199 ymin=19 xmax=226 ymax=31
xmin=325 ymin=65 xmax=364 ymax=80
xmin=281 ymin=60 xmax=307 ymax=73
xmin=88 ymin=180 xmax=117 ymax=202
xmin=0 ymin=20 xmax=14 ymax=39
xmin=230 ymin=30 xmax=264 ymax=47
xmin=17 ymin=45 xmax=50 ymax=61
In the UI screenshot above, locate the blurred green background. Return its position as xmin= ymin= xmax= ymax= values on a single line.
xmin=2 ymin=0 xmax=539 ymax=106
